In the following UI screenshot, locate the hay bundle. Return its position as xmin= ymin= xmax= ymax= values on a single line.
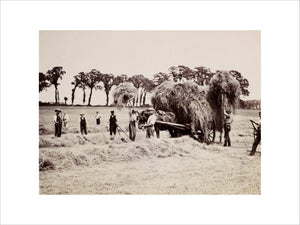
xmin=113 ymin=82 xmax=138 ymax=106
xmin=39 ymin=157 xmax=55 ymax=171
xmin=207 ymin=71 xmax=241 ymax=132
xmin=151 ymin=81 xmax=213 ymax=141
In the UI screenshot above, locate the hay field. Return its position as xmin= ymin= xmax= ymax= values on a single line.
xmin=39 ymin=106 xmax=261 ymax=194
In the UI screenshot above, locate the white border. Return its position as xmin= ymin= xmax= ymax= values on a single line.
xmin=1 ymin=1 xmax=299 ymax=224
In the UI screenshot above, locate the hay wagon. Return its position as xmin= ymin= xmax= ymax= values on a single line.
xmin=155 ymin=120 xmax=216 ymax=144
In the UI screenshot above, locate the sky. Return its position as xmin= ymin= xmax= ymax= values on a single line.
xmin=39 ymin=30 xmax=261 ymax=105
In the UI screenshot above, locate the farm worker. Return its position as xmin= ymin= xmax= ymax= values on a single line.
xmin=53 ymin=109 xmax=62 ymax=137
xmin=146 ymin=110 xmax=157 ymax=138
xmin=250 ymin=111 xmax=261 ymax=156
xmin=62 ymin=111 xmax=69 ymax=128
xmin=80 ymin=113 xmax=87 ymax=135
xmin=109 ymin=110 xmax=117 ymax=140
xmin=95 ymin=111 xmax=101 ymax=125
xmin=129 ymin=109 xmax=137 ymax=141
xmin=223 ymin=109 xmax=233 ymax=147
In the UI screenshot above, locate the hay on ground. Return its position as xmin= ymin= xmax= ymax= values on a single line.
xmin=151 ymin=81 xmax=214 ymax=142
xmin=39 ymin=157 xmax=55 ymax=171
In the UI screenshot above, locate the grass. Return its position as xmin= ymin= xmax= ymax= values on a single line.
xmin=39 ymin=106 xmax=261 ymax=194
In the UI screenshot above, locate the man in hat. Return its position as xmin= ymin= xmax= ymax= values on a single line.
xmin=223 ymin=109 xmax=233 ymax=147
xmin=109 ymin=110 xmax=117 ymax=140
xmin=129 ymin=109 xmax=137 ymax=141
xmin=53 ymin=109 xmax=62 ymax=137
xmin=95 ymin=111 xmax=101 ymax=125
xmin=250 ymin=111 xmax=261 ymax=156
xmin=146 ymin=110 xmax=157 ymax=138
xmin=80 ymin=113 xmax=87 ymax=135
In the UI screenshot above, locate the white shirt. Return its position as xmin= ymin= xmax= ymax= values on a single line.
xmin=147 ymin=114 xmax=157 ymax=125
xmin=63 ymin=113 xmax=69 ymax=122
xmin=79 ymin=117 xmax=87 ymax=123
xmin=130 ymin=113 xmax=137 ymax=122
xmin=95 ymin=114 xmax=101 ymax=119
xmin=53 ymin=114 xmax=62 ymax=123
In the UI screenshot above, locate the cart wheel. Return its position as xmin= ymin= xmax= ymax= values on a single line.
xmin=206 ymin=121 xmax=215 ymax=145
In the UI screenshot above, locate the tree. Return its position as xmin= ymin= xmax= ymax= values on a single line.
xmin=86 ymin=69 xmax=102 ymax=106
xmin=229 ymin=70 xmax=250 ymax=96
xmin=46 ymin=66 xmax=66 ymax=104
xmin=120 ymin=74 xmax=128 ymax=83
xmin=168 ymin=66 xmax=181 ymax=82
xmin=128 ymin=74 xmax=145 ymax=106
xmin=194 ymin=67 xmax=213 ymax=85
xmin=39 ymin=72 xmax=50 ymax=92
xmin=112 ymin=75 xmax=124 ymax=86
xmin=153 ymin=72 xmax=171 ymax=86
xmin=168 ymin=65 xmax=193 ymax=82
xmin=71 ymin=75 xmax=80 ymax=105
xmin=100 ymin=74 xmax=123 ymax=106
xmin=128 ymin=74 xmax=144 ymax=88
xmin=141 ymin=77 xmax=155 ymax=106
xmin=79 ymin=72 xmax=88 ymax=105
xmin=64 ymin=97 xmax=68 ymax=105
xmin=100 ymin=73 xmax=113 ymax=106
xmin=72 ymin=72 xmax=88 ymax=105
xmin=239 ymin=99 xmax=261 ymax=109
xmin=178 ymin=65 xmax=193 ymax=81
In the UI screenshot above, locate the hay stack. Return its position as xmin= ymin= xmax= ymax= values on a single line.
xmin=207 ymin=71 xmax=241 ymax=132
xmin=151 ymin=81 xmax=213 ymax=141
xmin=113 ymin=82 xmax=138 ymax=106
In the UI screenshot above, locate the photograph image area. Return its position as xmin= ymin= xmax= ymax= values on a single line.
xmin=39 ymin=30 xmax=261 ymax=195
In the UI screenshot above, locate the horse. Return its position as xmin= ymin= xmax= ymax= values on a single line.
xmin=137 ymin=109 xmax=177 ymax=138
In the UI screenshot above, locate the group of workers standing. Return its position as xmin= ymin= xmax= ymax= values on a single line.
xmin=108 ymin=109 xmax=156 ymax=141
xmin=128 ymin=109 xmax=157 ymax=140
xmin=53 ymin=109 xmax=108 ymax=137
xmin=53 ymin=108 xmax=157 ymax=142
xmin=53 ymin=109 xmax=69 ymax=137
xmin=53 ymin=107 xmax=260 ymax=156
xmin=53 ymin=109 xmax=97 ymax=137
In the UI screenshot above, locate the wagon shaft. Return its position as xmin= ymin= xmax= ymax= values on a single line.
xmin=155 ymin=121 xmax=191 ymax=131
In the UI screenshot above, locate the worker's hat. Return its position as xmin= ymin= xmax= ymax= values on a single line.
xmin=55 ymin=108 xmax=61 ymax=112
xmin=80 ymin=113 xmax=85 ymax=115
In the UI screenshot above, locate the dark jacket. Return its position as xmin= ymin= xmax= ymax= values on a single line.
xmin=80 ymin=117 xmax=87 ymax=127
xmin=109 ymin=115 xmax=117 ymax=127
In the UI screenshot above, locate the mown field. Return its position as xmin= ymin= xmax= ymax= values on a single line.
xmin=39 ymin=106 xmax=261 ymax=194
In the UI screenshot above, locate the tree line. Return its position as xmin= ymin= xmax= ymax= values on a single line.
xmin=239 ymin=99 xmax=261 ymax=110
xmin=39 ymin=65 xmax=250 ymax=106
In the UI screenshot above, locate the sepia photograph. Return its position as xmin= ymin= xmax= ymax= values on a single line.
xmin=39 ymin=30 xmax=261 ymax=195
xmin=1 ymin=0 xmax=299 ymax=224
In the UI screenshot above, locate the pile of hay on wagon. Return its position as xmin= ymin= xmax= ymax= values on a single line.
xmin=151 ymin=71 xmax=241 ymax=143
xmin=112 ymin=82 xmax=138 ymax=106
xmin=206 ymin=71 xmax=241 ymax=133
xmin=151 ymin=80 xmax=214 ymax=143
